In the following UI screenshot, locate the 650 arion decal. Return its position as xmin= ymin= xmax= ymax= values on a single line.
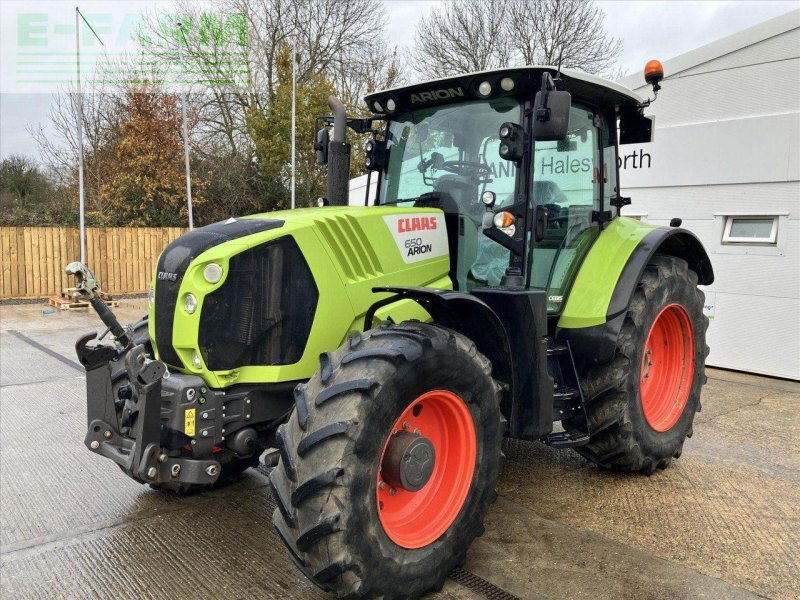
xmin=383 ymin=214 xmax=449 ymax=264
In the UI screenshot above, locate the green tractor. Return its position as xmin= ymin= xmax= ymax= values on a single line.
xmin=73 ymin=62 xmax=712 ymax=598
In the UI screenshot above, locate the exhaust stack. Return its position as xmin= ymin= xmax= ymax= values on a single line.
xmin=326 ymin=96 xmax=351 ymax=206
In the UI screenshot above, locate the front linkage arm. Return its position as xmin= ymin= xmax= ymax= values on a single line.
xmin=65 ymin=261 xmax=131 ymax=347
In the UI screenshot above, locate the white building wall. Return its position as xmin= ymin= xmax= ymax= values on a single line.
xmin=639 ymin=33 xmax=800 ymax=127
xmin=348 ymin=173 xmax=376 ymax=205
xmin=619 ymin=11 xmax=800 ymax=379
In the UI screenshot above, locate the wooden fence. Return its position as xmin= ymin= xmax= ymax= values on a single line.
xmin=0 ymin=227 xmax=186 ymax=300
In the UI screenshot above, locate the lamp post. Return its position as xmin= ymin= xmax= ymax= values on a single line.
xmin=180 ymin=92 xmax=194 ymax=230
xmin=75 ymin=7 xmax=86 ymax=263
xmin=175 ymin=22 xmax=194 ymax=229
xmin=74 ymin=6 xmax=105 ymax=263
xmin=291 ymin=37 xmax=297 ymax=209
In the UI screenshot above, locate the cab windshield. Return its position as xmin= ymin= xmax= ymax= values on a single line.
xmin=378 ymin=98 xmax=521 ymax=290
xmin=379 ymin=98 xmax=522 ymax=214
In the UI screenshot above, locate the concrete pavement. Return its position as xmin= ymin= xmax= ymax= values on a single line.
xmin=1 ymin=300 xmax=797 ymax=599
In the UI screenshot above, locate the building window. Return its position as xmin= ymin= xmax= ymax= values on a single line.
xmin=722 ymin=216 xmax=778 ymax=244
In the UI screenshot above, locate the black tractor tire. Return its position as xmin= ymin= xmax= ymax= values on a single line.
xmin=270 ymin=322 xmax=503 ymax=599
xmin=569 ymin=255 xmax=709 ymax=475
xmin=111 ymin=317 xmax=258 ymax=493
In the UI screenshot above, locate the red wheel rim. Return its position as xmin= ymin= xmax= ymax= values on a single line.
xmin=640 ymin=303 xmax=695 ymax=432
xmin=377 ymin=390 xmax=476 ymax=549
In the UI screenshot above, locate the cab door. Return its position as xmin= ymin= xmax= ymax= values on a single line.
xmin=528 ymin=103 xmax=617 ymax=314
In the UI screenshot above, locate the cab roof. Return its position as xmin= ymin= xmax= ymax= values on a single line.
xmin=364 ymin=66 xmax=644 ymax=116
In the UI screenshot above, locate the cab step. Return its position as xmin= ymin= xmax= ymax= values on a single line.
xmin=545 ymin=429 xmax=590 ymax=448
xmin=546 ymin=338 xmax=592 ymax=446
xmin=553 ymin=387 xmax=580 ymax=402
xmin=546 ymin=343 xmax=569 ymax=357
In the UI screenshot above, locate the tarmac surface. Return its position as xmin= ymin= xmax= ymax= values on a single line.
xmin=1 ymin=299 xmax=798 ymax=599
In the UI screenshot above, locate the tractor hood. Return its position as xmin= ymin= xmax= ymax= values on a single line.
xmin=148 ymin=206 xmax=452 ymax=388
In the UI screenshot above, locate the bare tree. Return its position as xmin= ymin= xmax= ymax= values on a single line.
xmin=410 ymin=0 xmax=622 ymax=79
xmin=136 ymin=1 xmax=259 ymax=157
xmin=29 ymin=79 xmax=118 ymax=215
xmin=335 ymin=46 xmax=405 ymax=113
xmin=410 ymin=0 xmax=514 ymax=78
xmin=508 ymin=0 xmax=622 ymax=74
xmin=135 ymin=0 xmax=390 ymax=157
xmin=235 ymin=0 xmax=293 ymax=101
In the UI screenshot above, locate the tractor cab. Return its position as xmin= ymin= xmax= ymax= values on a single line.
xmin=361 ymin=67 xmax=655 ymax=311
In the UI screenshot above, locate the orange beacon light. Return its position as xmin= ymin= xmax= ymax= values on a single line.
xmin=644 ymin=59 xmax=664 ymax=89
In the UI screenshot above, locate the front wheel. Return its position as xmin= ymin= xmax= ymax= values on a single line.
xmin=270 ymin=322 xmax=503 ymax=598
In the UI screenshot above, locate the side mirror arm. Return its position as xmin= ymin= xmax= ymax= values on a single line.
xmin=535 ymin=72 xmax=557 ymax=123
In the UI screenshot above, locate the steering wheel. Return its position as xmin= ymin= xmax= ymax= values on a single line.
xmin=440 ymin=161 xmax=491 ymax=177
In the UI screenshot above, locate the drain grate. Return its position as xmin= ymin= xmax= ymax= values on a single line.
xmin=448 ymin=566 xmax=522 ymax=600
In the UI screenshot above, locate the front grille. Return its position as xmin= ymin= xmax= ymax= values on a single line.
xmin=198 ymin=236 xmax=318 ymax=370
xmin=153 ymin=218 xmax=284 ymax=368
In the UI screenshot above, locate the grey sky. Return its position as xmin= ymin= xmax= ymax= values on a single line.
xmin=1 ymin=0 xmax=798 ymax=162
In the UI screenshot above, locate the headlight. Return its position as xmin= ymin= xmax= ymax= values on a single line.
xmin=148 ymin=288 xmax=155 ymax=305
xmin=192 ymin=351 xmax=202 ymax=369
xmin=184 ymin=293 xmax=197 ymax=314
xmin=203 ymin=262 xmax=223 ymax=284
xmin=500 ymin=77 xmax=514 ymax=91
xmin=478 ymin=81 xmax=492 ymax=96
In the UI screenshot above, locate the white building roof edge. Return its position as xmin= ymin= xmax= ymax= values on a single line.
xmin=618 ymin=8 xmax=800 ymax=90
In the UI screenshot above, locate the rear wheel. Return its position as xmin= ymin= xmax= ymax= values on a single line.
xmin=570 ymin=255 xmax=709 ymax=474
xmin=270 ymin=322 xmax=502 ymax=598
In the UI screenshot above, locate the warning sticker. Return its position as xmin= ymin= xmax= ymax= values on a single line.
xmin=382 ymin=214 xmax=449 ymax=264
xmin=185 ymin=408 xmax=196 ymax=437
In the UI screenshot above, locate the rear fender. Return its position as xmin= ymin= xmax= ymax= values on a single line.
xmin=607 ymin=228 xmax=713 ymax=319
xmin=558 ymin=225 xmax=714 ymax=366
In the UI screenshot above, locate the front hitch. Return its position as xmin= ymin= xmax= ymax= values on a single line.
xmin=80 ymin=338 xmax=222 ymax=489
xmin=69 ymin=261 xmax=228 ymax=489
